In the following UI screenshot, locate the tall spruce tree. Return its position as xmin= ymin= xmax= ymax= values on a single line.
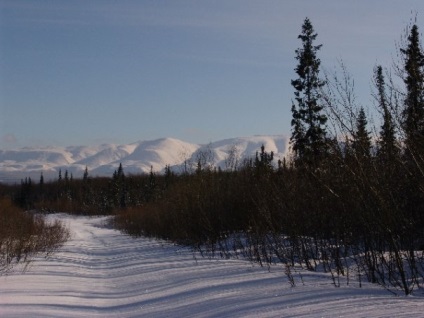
xmin=290 ymin=18 xmax=327 ymax=168
xmin=400 ymin=24 xmax=424 ymax=151
xmin=112 ymin=163 xmax=127 ymax=208
xmin=399 ymin=23 xmax=424 ymax=233
xmin=83 ymin=166 xmax=89 ymax=181
xmin=39 ymin=172 xmax=44 ymax=200
xmin=352 ymin=107 xmax=372 ymax=159
xmin=374 ymin=65 xmax=398 ymax=162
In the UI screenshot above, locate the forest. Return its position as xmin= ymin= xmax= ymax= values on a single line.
xmin=1 ymin=17 xmax=424 ymax=295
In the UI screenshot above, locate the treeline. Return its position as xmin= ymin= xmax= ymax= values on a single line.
xmin=7 ymin=164 xmax=169 ymax=215
xmin=3 ymin=17 xmax=424 ymax=295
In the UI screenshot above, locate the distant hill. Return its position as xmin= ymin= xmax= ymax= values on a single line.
xmin=0 ymin=135 xmax=289 ymax=183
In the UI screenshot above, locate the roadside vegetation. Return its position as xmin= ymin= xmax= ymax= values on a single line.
xmin=0 ymin=197 xmax=69 ymax=274
xmin=2 ymin=17 xmax=424 ymax=295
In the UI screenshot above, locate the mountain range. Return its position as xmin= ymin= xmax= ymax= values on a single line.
xmin=0 ymin=135 xmax=289 ymax=183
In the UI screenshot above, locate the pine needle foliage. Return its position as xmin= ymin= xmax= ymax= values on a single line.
xmin=401 ymin=24 xmax=424 ymax=151
xmin=291 ymin=18 xmax=328 ymax=168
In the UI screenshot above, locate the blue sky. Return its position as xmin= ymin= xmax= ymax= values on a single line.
xmin=1 ymin=0 xmax=424 ymax=149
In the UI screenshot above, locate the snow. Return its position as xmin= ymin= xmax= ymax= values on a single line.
xmin=1 ymin=214 xmax=423 ymax=317
xmin=0 ymin=135 xmax=288 ymax=183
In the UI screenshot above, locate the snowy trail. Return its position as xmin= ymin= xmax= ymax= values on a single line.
xmin=0 ymin=215 xmax=423 ymax=317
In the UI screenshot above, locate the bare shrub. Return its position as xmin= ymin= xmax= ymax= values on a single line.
xmin=0 ymin=198 xmax=70 ymax=274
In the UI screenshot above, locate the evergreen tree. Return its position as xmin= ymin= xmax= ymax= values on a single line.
xmin=39 ymin=172 xmax=44 ymax=200
xmin=39 ymin=172 xmax=44 ymax=187
xmin=82 ymin=166 xmax=92 ymax=208
xmin=255 ymin=144 xmax=274 ymax=173
xmin=112 ymin=163 xmax=126 ymax=208
xmin=399 ymin=23 xmax=424 ymax=236
xmin=400 ymin=24 xmax=424 ymax=150
xmin=57 ymin=169 xmax=63 ymax=198
xmin=149 ymin=166 xmax=156 ymax=187
xmin=83 ymin=166 xmax=89 ymax=181
xmin=146 ymin=166 xmax=157 ymax=202
xmin=374 ymin=65 xmax=398 ymax=163
xmin=117 ymin=163 xmax=125 ymax=179
xmin=19 ymin=177 xmax=33 ymax=208
xmin=164 ymin=164 xmax=173 ymax=190
xmin=352 ymin=107 xmax=372 ymax=159
xmin=290 ymin=17 xmax=327 ymax=168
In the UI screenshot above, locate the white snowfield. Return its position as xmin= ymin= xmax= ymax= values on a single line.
xmin=1 ymin=214 xmax=423 ymax=318
xmin=0 ymin=135 xmax=288 ymax=183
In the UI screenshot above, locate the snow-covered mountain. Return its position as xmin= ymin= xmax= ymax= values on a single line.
xmin=0 ymin=135 xmax=289 ymax=183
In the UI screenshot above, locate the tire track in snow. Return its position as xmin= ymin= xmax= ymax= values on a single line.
xmin=0 ymin=214 xmax=423 ymax=317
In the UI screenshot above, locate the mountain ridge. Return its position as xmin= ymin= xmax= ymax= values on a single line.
xmin=0 ymin=135 xmax=289 ymax=183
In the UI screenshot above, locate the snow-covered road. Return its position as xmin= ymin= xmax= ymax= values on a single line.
xmin=0 ymin=214 xmax=423 ymax=317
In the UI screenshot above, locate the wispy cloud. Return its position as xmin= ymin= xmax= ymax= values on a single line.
xmin=1 ymin=1 xmax=288 ymax=41
xmin=168 ymin=52 xmax=283 ymax=68
xmin=1 ymin=133 xmax=17 ymax=144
